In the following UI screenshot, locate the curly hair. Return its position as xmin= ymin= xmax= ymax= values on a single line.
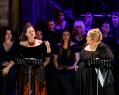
xmin=87 ymin=28 xmax=103 ymax=42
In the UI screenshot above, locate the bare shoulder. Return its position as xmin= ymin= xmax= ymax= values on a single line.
xmin=19 ymin=41 xmax=27 ymax=46
xmin=84 ymin=45 xmax=95 ymax=51
xmin=35 ymin=39 xmax=43 ymax=45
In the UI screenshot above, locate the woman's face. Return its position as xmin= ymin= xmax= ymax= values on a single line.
xmin=62 ymin=31 xmax=70 ymax=42
xmin=25 ymin=27 xmax=35 ymax=39
xmin=86 ymin=32 xmax=95 ymax=45
xmin=75 ymin=25 xmax=83 ymax=33
xmin=5 ymin=30 xmax=12 ymax=41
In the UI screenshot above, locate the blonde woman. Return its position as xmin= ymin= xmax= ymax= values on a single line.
xmin=72 ymin=20 xmax=86 ymax=51
xmin=76 ymin=28 xmax=115 ymax=95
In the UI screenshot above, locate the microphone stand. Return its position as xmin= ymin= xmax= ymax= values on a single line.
xmin=86 ymin=58 xmax=112 ymax=95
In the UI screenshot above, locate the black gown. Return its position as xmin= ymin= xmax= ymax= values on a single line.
xmin=0 ymin=42 xmax=18 ymax=95
xmin=76 ymin=42 xmax=115 ymax=95
xmin=17 ymin=43 xmax=49 ymax=95
xmin=50 ymin=42 xmax=79 ymax=95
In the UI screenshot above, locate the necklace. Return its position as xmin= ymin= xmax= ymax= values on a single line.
xmin=28 ymin=40 xmax=35 ymax=46
xmin=90 ymin=43 xmax=99 ymax=50
xmin=90 ymin=45 xmax=97 ymax=50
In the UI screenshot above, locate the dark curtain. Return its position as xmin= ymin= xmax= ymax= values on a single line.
xmin=22 ymin=0 xmax=51 ymax=26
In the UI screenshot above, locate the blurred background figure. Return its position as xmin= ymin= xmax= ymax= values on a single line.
xmin=36 ymin=30 xmax=43 ymax=40
xmin=50 ymin=30 xmax=79 ymax=95
xmin=0 ymin=27 xmax=18 ymax=95
xmin=84 ymin=12 xmax=97 ymax=33
xmin=72 ymin=20 xmax=86 ymax=51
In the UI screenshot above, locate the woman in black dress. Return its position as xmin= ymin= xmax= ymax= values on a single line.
xmin=50 ymin=30 xmax=79 ymax=95
xmin=0 ymin=28 xmax=18 ymax=95
xmin=76 ymin=28 xmax=115 ymax=95
xmin=17 ymin=26 xmax=51 ymax=95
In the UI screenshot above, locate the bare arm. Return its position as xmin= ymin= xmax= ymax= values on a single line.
xmin=44 ymin=57 xmax=50 ymax=67
xmin=2 ymin=60 xmax=15 ymax=76
xmin=44 ymin=41 xmax=51 ymax=66
xmin=74 ymin=52 xmax=80 ymax=67
xmin=68 ymin=52 xmax=80 ymax=70
xmin=44 ymin=41 xmax=51 ymax=53
xmin=53 ymin=54 xmax=59 ymax=69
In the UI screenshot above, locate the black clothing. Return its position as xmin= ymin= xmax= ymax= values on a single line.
xmin=76 ymin=42 xmax=115 ymax=95
xmin=72 ymin=37 xmax=86 ymax=52
xmin=0 ymin=42 xmax=18 ymax=95
xmin=44 ymin=30 xmax=59 ymax=51
xmin=110 ymin=24 xmax=119 ymax=42
xmin=49 ymin=42 xmax=79 ymax=95
xmin=17 ymin=42 xmax=49 ymax=95
xmin=54 ymin=43 xmax=79 ymax=66
xmin=43 ymin=30 xmax=60 ymax=95
xmin=110 ymin=24 xmax=119 ymax=95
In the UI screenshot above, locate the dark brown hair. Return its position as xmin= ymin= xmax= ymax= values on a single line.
xmin=19 ymin=25 xmax=38 ymax=41
xmin=59 ymin=30 xmax=71 ymax=58
xmin=1 ymin=27 xmax=14 ymax=42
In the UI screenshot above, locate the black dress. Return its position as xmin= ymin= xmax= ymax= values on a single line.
xmin=50 ymin=42 xmax=79 ymax=95
xmin=17 ymin=43 xmax=49 ymax=95
xmin=76 ymin=42 xmax=115 ymax=95
xmin=0 ymin=42 xmax=18 ymax=95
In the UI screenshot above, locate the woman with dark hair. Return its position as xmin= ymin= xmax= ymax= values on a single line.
xmin=50 ymin=30 xmax=79 ymax=95
xmin=17 ymin=26 xmax=51 ymax=95
xmin=55 ymin=11 xmax=67 ymax=30
xmin=76 ymin=28 xmax=115 ymax=95
xmin=55 ymin=11 xmax=69 ymax=39
xmin=0 ymin=28 xmax=18 ymax=95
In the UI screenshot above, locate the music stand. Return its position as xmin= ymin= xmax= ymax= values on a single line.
xmin=85 ymin=58 xmax=112 ymax=95
xmin=15 ymin=58 xmax=43 ymax=95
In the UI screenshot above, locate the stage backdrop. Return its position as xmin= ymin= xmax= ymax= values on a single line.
xmin=21 ymin=0 xmax=52 ymax=26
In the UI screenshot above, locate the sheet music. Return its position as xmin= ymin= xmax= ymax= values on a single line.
xmin=95 ymin=68 xmax=104 ymax=87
